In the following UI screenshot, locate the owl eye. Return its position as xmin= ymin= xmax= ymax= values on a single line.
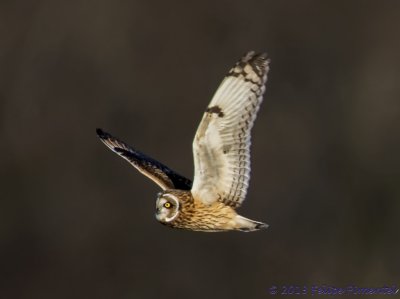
xmin=163 ymin=202 xmax=172 ymax=208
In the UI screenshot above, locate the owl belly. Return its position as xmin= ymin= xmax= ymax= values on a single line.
xmin=173 ymin=201 xmax=238 ymax=232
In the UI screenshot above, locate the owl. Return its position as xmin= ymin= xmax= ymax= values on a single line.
xmin=97 ymin=51 xmax=270 ymax=232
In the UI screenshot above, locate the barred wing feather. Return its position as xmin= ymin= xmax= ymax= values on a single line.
xmin=97 ymin=129 xmax=192 ymax=191
xmin=191 ymin=52 xmax=270 ymax=208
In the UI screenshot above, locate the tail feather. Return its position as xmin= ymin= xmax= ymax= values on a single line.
xmin=235 ymin=215 xmax=269 ymax=232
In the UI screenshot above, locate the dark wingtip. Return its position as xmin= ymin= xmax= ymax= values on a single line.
xmin=244 ymin=51 xmax=269 ymax=61
xmin=233 ymin=51 xmax=270 ymax=78
xmin=96 ymin=128 xmax=109 ymax=139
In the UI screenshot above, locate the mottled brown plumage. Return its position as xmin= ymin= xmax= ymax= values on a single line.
xmin=156 ymin=189 xmax=263 ymax=232
xmin=97 ymin=51 xmax=270 ymax=232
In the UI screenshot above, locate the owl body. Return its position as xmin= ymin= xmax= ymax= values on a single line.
xmin=97 ymin=52 xmax=271 ymax=232
xmin=156 ymin=189 xmax=265 ymax=232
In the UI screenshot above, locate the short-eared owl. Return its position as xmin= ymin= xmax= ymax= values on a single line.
xmin=97 ymin=51 xmax=270 ymax=232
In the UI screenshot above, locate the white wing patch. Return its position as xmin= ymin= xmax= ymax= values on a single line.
xmin=191 ymin=52 xmax=270 ymax=208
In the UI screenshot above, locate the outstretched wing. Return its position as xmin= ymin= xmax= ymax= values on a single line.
xmin=191 ymin=52 xmax=270 ymax=208
xmin=96 ymin=129 xmax=192 ymax=190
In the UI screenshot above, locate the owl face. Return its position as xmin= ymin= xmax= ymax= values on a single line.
xmin=155 ymin=193 xmax=180 ymax=223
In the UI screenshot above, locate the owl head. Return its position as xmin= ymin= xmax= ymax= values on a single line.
xmin=155 ymin=192 xmax=180 ymax=223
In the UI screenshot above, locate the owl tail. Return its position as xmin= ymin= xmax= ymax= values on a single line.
xmin=235 ymin=215 xmax=269 ymax=232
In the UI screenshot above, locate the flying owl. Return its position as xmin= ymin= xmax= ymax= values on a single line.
xmin=97 ymin=51 xmax=270 ymax=232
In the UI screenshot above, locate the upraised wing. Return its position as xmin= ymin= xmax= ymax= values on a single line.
xmin=191 ymin=52 xmax=270 ymax=208
xmin=96 ymin=129 xmax=192 ymax=190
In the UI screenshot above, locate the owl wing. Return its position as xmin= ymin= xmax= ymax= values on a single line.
xmin=191 ymin=52 xmax=270 ymax=208
xmin=96 ymin=129 xmax=192 ymax=190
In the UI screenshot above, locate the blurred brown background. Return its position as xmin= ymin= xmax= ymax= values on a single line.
xmin=1 ymin=1 xmax=399 ymax=298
